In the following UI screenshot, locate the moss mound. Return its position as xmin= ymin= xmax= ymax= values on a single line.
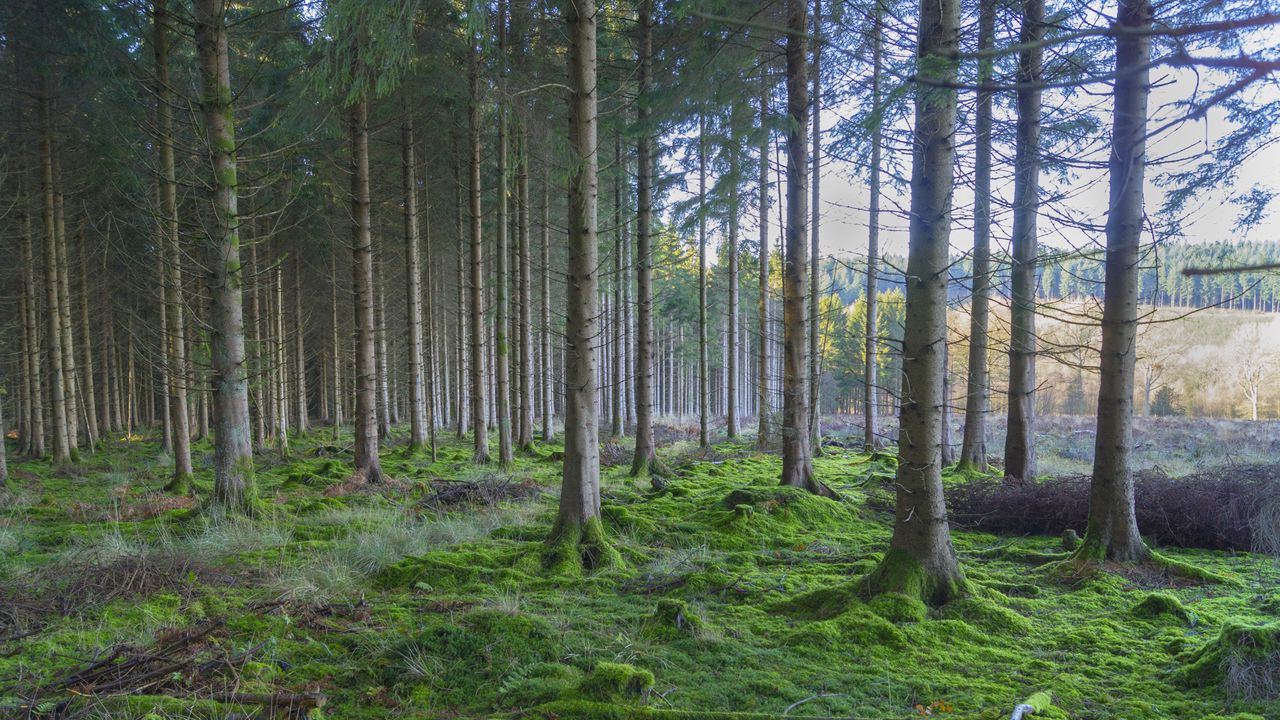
xmin=645 ymin=598 xmax=705 ymax=638
xmin=1132 ymin=591 xmax=1192 ymax=624
xmin=1181 ymin=620 xmax=1280 ymax=700
xmin=577 ymin=662 xmax=656 ymax=703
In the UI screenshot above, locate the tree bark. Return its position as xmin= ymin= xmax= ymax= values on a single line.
xmin=1079 ymin=0 xmax=1152 ymax=564
xmin=959 ymin=0 xmax=995 ymax=472
xmin=547 ymin=0 xmax=614 ymax=570
xmin=348 ymin=96 xmax=383 ymax=483
xmin=20 ymin=205 xmax=45 ymax=457
xmin=402 ymin=115 xmax=428 ymax=451
xmin=331 ymin=247 xmax=343 ymax=431
xmin=194 ymin=0 xmax=256 ymax=510
xmin=727 ymin=108 xmax=741 ymax=441
xmin=494 ymin=86 xmax=514 ymax=468
xmin=468 ymin=44 xmax=490 ymax=464
xmin=863 ymin=0 xmax=965 ymax=605
xmin=630 ymin=0 xmax=658 ymax=475
xmin=77 ymin=238 xmax=99 ymax=449
xmin=155 ymin=0 xmax=192 ymax=489
xmin=611 ymin=135 xmax=624 ymax=440
xmin=1003 ymin=0 xmax=1046 ymax=481
xmin=697 ymin=112 xmax=709 ymax=448
xmin=864 ymin=4 xmax=882 ymax=453
xmin=808 ymin=0 xmax=822 ymax=448
xmin=517 ymin=122 xmax=534 ymax=451
xmin=756 ymin=80 xmax=771 ymax=450
xmin=541 ymin=165 xmax=554 ymax=443
xmin=39 ymin=88 xmax=71 ymax=463
xmin=780 ymin=0 xmax=832 ymax=498
xmin=293 ymin=255 xmax=307 ymax=433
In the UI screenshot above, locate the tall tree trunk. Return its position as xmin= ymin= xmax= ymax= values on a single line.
xmin=293 ymin=256 xmax=307 ymax=433
xmin=331 ymin=246 xmax=343 ymax=432
xmin=959 ymin=0 xmax=995 ymax=472
xmin=780 ymin=0 xmax=832 ymax=497
xmin=77 ymin=239 xmax=99 ymax=449
xmin=726 ymin=113 xmax=741 ymax=441
xmin=468 ymin=45 xmax=490 ymax=464
xmin=348 ymin=96 xmax=383 ymax=483
xmin=21 ymin=206 xmax=45 ymax=457
xmin=53 ymin=156 xmax=80 ymax=452
xmin=864 ymin=3 xmax=882 ymax=453
xmin=756 ymin=79 xmax=771 ymax=450
xmin=697 ymin=112 xmax=709 ymax=448
xmin=423 ymin=180 xmax=439 ymax=461
xmin=808 ymin=0 xmax=822 ymax=448
xmin=275 ymin=263 xmax=290 ymax=455
xmin=194 ymin=0 xmax=255 ymax=509
xmin=630 ymin=0 xmax=658 ymax=474
xmin=517 ymin=122 xmax=535 ymax=450
xmin=1079 ymin=0 xmax=1151 ymax=563
xmin=610 ymin=135 xmax=624 ymax=440
xmin=541 ymin=165 xmax=554 ymax=443
xmin=403 ymin=115 xmax=428 ymax=451
xmin=863 ymin=0 xmax=965 ymax=605
xmin=1003 ymin=0 xmax=1045 ymax=481
xmin=158 ymin=238 xmax=174 ymax=455
xmin=376 ymin=276 xmax=391 ymax=438
xmin=494 ymin=104 xmax=513 ymax=468
xmin=548 ymin=0 xmax=615 ymax=570
xmin=156 ymin=0 xmax=192 ymax=489
xmin=39 ymin=88 xmax=71 ymax=463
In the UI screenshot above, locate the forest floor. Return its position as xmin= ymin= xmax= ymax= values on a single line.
xmin=0 ymin=419 xmax=1277 ymax=720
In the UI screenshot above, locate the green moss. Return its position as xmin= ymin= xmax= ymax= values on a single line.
xmin=937 ymin=595 xmax=1032 ymax=633
xmin=576 ymin=662 xmax=655 ymax=703
xmin=858 ymin=547 xmax=969 ymax=607
xmin=866 ymin=592 xmax=927 ymax=624
xmin=1132 ymin=592 xmax=1192 ymax=623
xmin=645 ymin=599 xmax=705 ymax=638
xmin=542 ymin=516 xmax=623 ymax=575
xmin=1181 ymin=620 xmax=1280 ymax=698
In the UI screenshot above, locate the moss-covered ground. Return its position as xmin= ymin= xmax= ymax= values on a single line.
xmin=0 ymin=429 xmax=1276 ymax=719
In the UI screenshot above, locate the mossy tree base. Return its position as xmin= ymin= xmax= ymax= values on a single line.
xmin=164 ymin=472 xmax=193 ymax=495
xmin=858 ymin=547 xmax=968 ymax=607
xmin=543 ymin=516 xmax=623 ymax=575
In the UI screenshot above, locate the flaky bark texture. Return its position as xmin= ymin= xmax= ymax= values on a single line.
xmin=959 ymin=0 xmax=995 ymax=472
xmin=547 ymin=0 xmax=616 ymax=571
xmin=864 ymin=0 xmax=964 ymax=606
xmin=1003 ymin=0 xmax=1045 ymax=481
xmin=194 ymin=0 xmax=255 ymax=510
xmin=779 ymin=0 xmax=833 ymax=498
xmin=630 ymin=0 xmax=658 ymax=476
xmin=1078 ymin=0 xmax=1152 ymax=564
xmin=156 ymin=0 xmax=192 ymax=490
xmin=349 ymin=97 xmax=383 ymax=483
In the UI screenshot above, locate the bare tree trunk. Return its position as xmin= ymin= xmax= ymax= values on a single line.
xmin=53 ymin=156 xmax=80 ymax=452
xmin=1003 ymin=0 xmax=1046 ymax=481
xmin=630 ymin=0 xmax=658 ymax=474
xmin=39 ymin=89 xmax=71 ymax=463
xmin=808 ymin=0 xmax=822 ymax=448
xmin=275 ymin=263 xmax=290 ymax=456
xmin=293 ymin=256 xmax=307 ymax=433
xmin=611 ymin=135 xmax=624 ymax=440
xmin=156 ymin=0 xmax=191 ymax=488
xmin=517 ymin=122 xmax=534 ymax=450
xmin=959 ymin=0 xmax=995 ymax=472
xmin=727 ymin=112 xmax=741 ymax=441
xmin=541 ymin=165 xmax=554 ymax=443
xmin=348 ymin=96 xmax=383 ymax=483
xmin=402 ymin=115 xmax=428 ymax=451
xmin=780 ymin=0 xmax=832 ymax=497
xmin=863 ymin=0 xmax=965 ymax=605
xmin=423 ymin=182 xmax=439 ymax=461
xmin=330 ymin=247 xmax=343 ymax=432
xmin=494 ymin=92 xmax=513 ymax=469
xmin=548 ymin=0 xmax=615 ymax=570
xmin=1079 ymin=0 xmax=1151 ymax=564
xmin=376 ymin=275 xmax=391 ymax=439
xmin=20 ymin=207 xmax=45 ymax=457
xmin=864 ymin=4 xmax=882 ymax=453
xmin=757 ymin=80 xmax=771 ymax=450
xmin=697 ymin=113 xmax=709 ymax=448
xmin=194 ymin=0 xmax=255 ymax=509
xmin=468 ymin=46 xmax=490 ymax=464
xmin=77 ymin=239 xmax=99 ymax=449
xmin=158 ymin=238 xmax=173 ymax=455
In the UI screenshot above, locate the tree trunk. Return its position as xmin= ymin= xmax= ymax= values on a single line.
xmin=757 ymin=79 xmax=771 ymax=450
xmin=697 ymin=113 xmax=709 ymax=448
xmin=495 ymin=92 xmax=514 ymax=468
xmin=155 ymin=0 xmax=191 ymax=489
xmin=517 ymin=122 xmax=535 ymax=450
xmin=53 ymin=155 xmax=80 ymax=452
xmin=20 ymin=206 xmax=45 ymax=457
xmin=547 ymin=0 xmax=615 ymax=571
xmin=611 ymin=135 xmax=624 ymax=440
xmin=727 ymin=111 xmax=741 ymax=441
xmin=1079 ymin=0 xmax=1152 ymax=564
xmin=39 ymin=89 xmax=71 ymax=463
xmin=275 ymin=263 xmax=290 ymax=456
xmin=376 ymin=275 xmax=391 ymax=439
xmin=780 ymin=0 xmax=832 ymax=498
xmin=959 ymin=0 xmax=995 ymax=472
xmin=808 ymin=0 xmax=822 ymax=448
xmin=1003 ymin=0 xmax=1046 ymax=481
xmin=194 ymin=0 xmax=255 ymax=509
xmin=77 ymin=239 xmax=99 ymax=449
xmin=541 ymin=165 xmax=554 ymax=443
xmin=403 ymin=115 xmax=428 ymax=451
xmin=864 ymin=5 xmax=882 ymax=454
xmin=468 ymin=44 xmax=490 ymax=463
xmin=348 ymin=96 xmax=383 ymax=483
xmin=630 ymin=0 xmax=658 ymax=475
xmin=862 ymin=0 xmax=965 ymax=605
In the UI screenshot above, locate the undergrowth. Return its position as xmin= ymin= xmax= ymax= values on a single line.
xmin=0 ymin=429 xmax=1276 ymax=719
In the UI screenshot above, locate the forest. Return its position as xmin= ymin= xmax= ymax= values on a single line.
xmin=1 ymin=0 xmax=1279 ymax=718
